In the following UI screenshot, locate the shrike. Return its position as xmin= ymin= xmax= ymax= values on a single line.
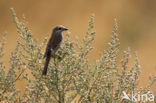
xmin=42 ymin=25 xmax=68 ymax=75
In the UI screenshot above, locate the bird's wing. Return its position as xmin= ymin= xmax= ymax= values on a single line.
xmin=51 ymin=34 xmax=62 ymax=50
xmin=44 ymin=33 xmax=62 ymax=58
xmin=43 ymin=35 xmax=53 ymax=58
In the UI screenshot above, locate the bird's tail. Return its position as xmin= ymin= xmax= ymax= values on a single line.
xmin=42 ymin=52 xmax=51 ymax=75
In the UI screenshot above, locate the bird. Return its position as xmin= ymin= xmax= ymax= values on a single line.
xmin=42 ymin=25 xmax=68 ymax=75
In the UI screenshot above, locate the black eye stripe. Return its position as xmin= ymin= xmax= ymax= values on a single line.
xmin=58 ymin=27 xmax=62 ymax=30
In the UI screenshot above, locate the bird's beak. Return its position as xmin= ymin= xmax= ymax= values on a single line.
xmin=63 ymin=28 xmax=68 ymax=31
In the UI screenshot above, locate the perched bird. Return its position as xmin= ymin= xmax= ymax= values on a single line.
xmin=42 ymin=25 xmax=68 ymax=75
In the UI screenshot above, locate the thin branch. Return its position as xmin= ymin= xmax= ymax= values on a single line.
xmin=2 ymin=69 xmax=25 ymax=94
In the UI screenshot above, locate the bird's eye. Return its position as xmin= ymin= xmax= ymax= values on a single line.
xmin=58 ymin=27 xmax=62 ymax=30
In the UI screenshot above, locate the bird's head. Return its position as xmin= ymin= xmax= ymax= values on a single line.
xmin=53 ymin=25 xmax=68 ymax=34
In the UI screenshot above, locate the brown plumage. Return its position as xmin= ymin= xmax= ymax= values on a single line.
xmin=42 ymin=25 xmax=68 ymax=75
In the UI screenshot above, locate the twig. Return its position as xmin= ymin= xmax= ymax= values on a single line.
xmin=2 ymin=69 xmax=25 ymax=94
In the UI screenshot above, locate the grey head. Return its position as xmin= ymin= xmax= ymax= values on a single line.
xmin=52 ymin=25 xmax=68 ymax=34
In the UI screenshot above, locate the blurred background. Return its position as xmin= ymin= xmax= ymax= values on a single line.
xmin=0 ymin=0 xmax=156 ymax=94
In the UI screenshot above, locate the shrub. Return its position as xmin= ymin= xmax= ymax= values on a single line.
xmin=0 ymin=8 xmax=155 ymax=103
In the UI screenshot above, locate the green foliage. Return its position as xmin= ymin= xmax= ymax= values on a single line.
xmin=0 ymin=8 xmax=155 ymax=103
